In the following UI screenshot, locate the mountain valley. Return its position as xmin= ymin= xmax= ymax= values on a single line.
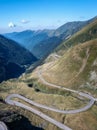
xmin=4 ymin=16 xmax=97 ymax=59
xmin=0 ymin=35 xmax=37 ymax=82
xmin=1 ymin=16 xmax=97 ymax=130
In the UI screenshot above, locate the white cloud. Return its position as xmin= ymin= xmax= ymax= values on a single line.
xmin=8 ymin=22 xmax=16 ymax=28
xmin=21 ymin=19 xmax=30 ymax=24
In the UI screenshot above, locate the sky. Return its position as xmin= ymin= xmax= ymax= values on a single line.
xmin=0 ymin=0 xmax=97 ymax=33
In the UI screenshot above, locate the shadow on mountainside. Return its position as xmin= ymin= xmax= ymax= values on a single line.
xmin=0 ymin=110 xmax=44 ymax=130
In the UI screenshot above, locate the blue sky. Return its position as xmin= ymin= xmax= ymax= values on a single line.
xmin=0 ymin=0 xmax=97 ymax=33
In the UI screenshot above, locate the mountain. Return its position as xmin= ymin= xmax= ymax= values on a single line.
xmin=4 ymin=30 xmax=35 ymax=47
xmin=42 ymin=19 xmax=97 ymax=90
xmin=33 ymin=19 xmax=91 ymax=58
xmin=4 ymin=30 xmax=50 ymax=48
xmin=0 ymin=35 xmax=37 ymax=65
xmin=1 ymin=17 xmax=97 ymax=130
xmin=54 ymin=16 xmax=97 ymax=39
xmin=31 ymin=37 xmax=62 ymax=59
xmin=43 ymin=38 xmax=97 ymax=90
xmin=4 ymin=29 xmax=56 ymax=59
xmin=55 ymin=17 xmax=97 ymax=54
xmin=0 ymin=35 xmax=37 ymax=82
xmin=20 ymin=24 xmax=97 ymax=130
xmin=4 ymin=30 xmax=54 ymax=47
xmin=3 ymin=16 xmax=97 ymax=59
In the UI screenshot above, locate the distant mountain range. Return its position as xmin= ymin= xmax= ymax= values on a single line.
xmin=4 ymin=16 xmax=97 ymax=59
xmin=53 ymin=16 xmax=97 ymax=39
xmin=4 ymin=30 xmax=55 ymax=59
xmin=1 ymin=16 xmax=97 ymax=130
xmin=0 ymin=35 xmax=37 ymax=82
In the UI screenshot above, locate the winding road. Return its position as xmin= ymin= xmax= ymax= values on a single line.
xmin=0 ymin=122 xmax=8 ymax=130
xmin=37 ymin=68 xmax=95 ymax=114
xmin=4 ymin=67 xmax=97 ymax=130
xmin=5 ymin=94 xmax=72 ymax=130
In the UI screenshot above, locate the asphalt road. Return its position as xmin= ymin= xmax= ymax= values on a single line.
xmin=5 ymin=94 xmax=72 ymax=130
xmin=38 ymin=68 xmax=95 ymax=114
xmin=0 ymin=122 xmax=8 ymax=130
xmin=38 ymin=69 xmax=79 ymax=94
xmin=4 ymin=68 xmax=96 ymax=130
